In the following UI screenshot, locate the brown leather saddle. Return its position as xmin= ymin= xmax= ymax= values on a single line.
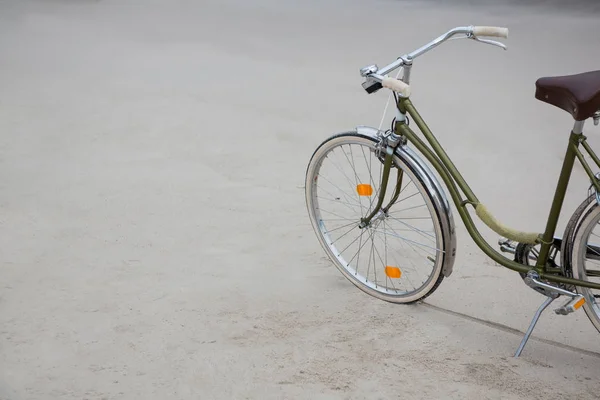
xmin=535 ymin=70 xmax=600 ymax=121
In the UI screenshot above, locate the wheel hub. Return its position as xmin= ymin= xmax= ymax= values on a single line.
xmin=360 ymin=210 xmax=387 ymax=229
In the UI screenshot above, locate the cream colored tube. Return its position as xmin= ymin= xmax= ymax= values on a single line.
xmin=382 ymin=77 xmax=411 ymax=98
xmin=473 ymin=26 xmax=509 ymax=38
xmin=475 ymin=204 xmax=539 ymax=244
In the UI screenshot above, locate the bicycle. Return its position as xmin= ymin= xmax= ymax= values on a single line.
xmin=304 ymin=26 xmax=600 ymax=357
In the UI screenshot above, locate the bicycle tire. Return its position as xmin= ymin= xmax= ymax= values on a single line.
xmin=565 ymin=198 xmax=600 ymax=333
xmin=305 ymin=130 xmax=454 ymax=304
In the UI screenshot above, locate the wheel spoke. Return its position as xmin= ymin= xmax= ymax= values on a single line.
xmin=394 ymin=189 xmax=421 ymax=205
xmin=380 ymin=225 xmax=420 ymax=290
xmin=386 ymin=223 xmax=435 ymax=262
xmin=371 ymin=227 xmax=442 ymax=253
xmin=388 ymin=217 xmax=436 ymax=241
xmin=317 ymin=173 xmax=361 ymax=211
xmin=337 ymin=225 xmax=369 ymax=255
xmin=347 ymin=227 xmax=375 ymax=267
xmin=330 ymin=224 xmax=360 ymax=245
xmin=366 ymin=229 xmax=375 ymax=282
xmin=319 ymin=208 xmax=356 ymax=222
xmin=360 ymin=145 xmax=379 ymax=212
xmin=317 ymin=195 xmax=361 ymax=212
xmin=343 ymin=144 xmax=365 ymax=215
xmin=391 ymin=203 xmax=428 ymax=214
xmin=325 ymin=220 xmax=359 ymax=234
xmin=329 ymin=148 xmax=360 ymax=196
xmin=317 ymin=184 xmax=361 ymax=209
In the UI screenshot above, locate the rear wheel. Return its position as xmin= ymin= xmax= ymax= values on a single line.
xmin=305 ymin=132 xmax=450 ymax=303
xmin=568 ymin=200 xmax=600 ymax=333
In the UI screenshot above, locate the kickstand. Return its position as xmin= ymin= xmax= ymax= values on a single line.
xmin=514 ymin=295 xmax=558 ymax=358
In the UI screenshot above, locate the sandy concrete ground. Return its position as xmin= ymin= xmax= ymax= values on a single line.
xmin=1 ymin=0 xmax=600 ymax=398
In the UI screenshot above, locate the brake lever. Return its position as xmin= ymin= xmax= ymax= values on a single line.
xmin=470 ymin=35 xmax=507 ymax=50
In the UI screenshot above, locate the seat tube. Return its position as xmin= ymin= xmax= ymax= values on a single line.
xmin=536 ymin=121 xmax=585 ymax=269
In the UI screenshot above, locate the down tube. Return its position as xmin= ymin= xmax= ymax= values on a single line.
xmin=400 ymin=99 xmax=479 ymax=204
xmin=395 ymin=121 xmax=531 ymax=274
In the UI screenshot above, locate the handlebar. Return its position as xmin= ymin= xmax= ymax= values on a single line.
xmin=361 ymin=25 xmax=509 ymax=97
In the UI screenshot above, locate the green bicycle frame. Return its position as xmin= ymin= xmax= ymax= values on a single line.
xmin=384 ymin=97 xmax=600 ymax=290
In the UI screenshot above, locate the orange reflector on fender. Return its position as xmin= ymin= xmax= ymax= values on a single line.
xmin=574 ymin=297 xmax=586 ymax=310
xmin=385 ymin=266 xmax=402 ymax=279
xmin=356 ymin=184 xmax=373 ymax=196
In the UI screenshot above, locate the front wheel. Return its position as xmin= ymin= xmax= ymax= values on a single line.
xmin=305 ymin=131 xmax=453 ymax=304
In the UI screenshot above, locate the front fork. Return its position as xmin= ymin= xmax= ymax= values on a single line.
xmin=359 ymin=131 xmax=404 ymax=228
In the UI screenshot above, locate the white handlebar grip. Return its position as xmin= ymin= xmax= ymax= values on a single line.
xmin=382 ymin=77 xmax=411 ymax=97
xmin=473 ymin=26 xmax=509 ymax=38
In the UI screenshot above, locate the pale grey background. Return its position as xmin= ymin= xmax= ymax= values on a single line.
xmin=1 ymin=0 xmax=600 ymax=399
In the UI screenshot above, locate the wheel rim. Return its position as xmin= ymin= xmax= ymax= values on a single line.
xmin=306 ymin=135 xmax=444 ymax=300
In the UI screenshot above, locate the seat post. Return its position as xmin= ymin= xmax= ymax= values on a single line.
xmin=573 ymin=120 xmax=585 ymax=134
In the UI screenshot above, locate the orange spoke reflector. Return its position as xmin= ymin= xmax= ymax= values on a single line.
xmin=574 ymin=297 xmax=586 ymax=310
xmin=385 ymin=266 xmax=402 ymax=279
xmin=356 ymin=184 xmax=373 ymax=196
